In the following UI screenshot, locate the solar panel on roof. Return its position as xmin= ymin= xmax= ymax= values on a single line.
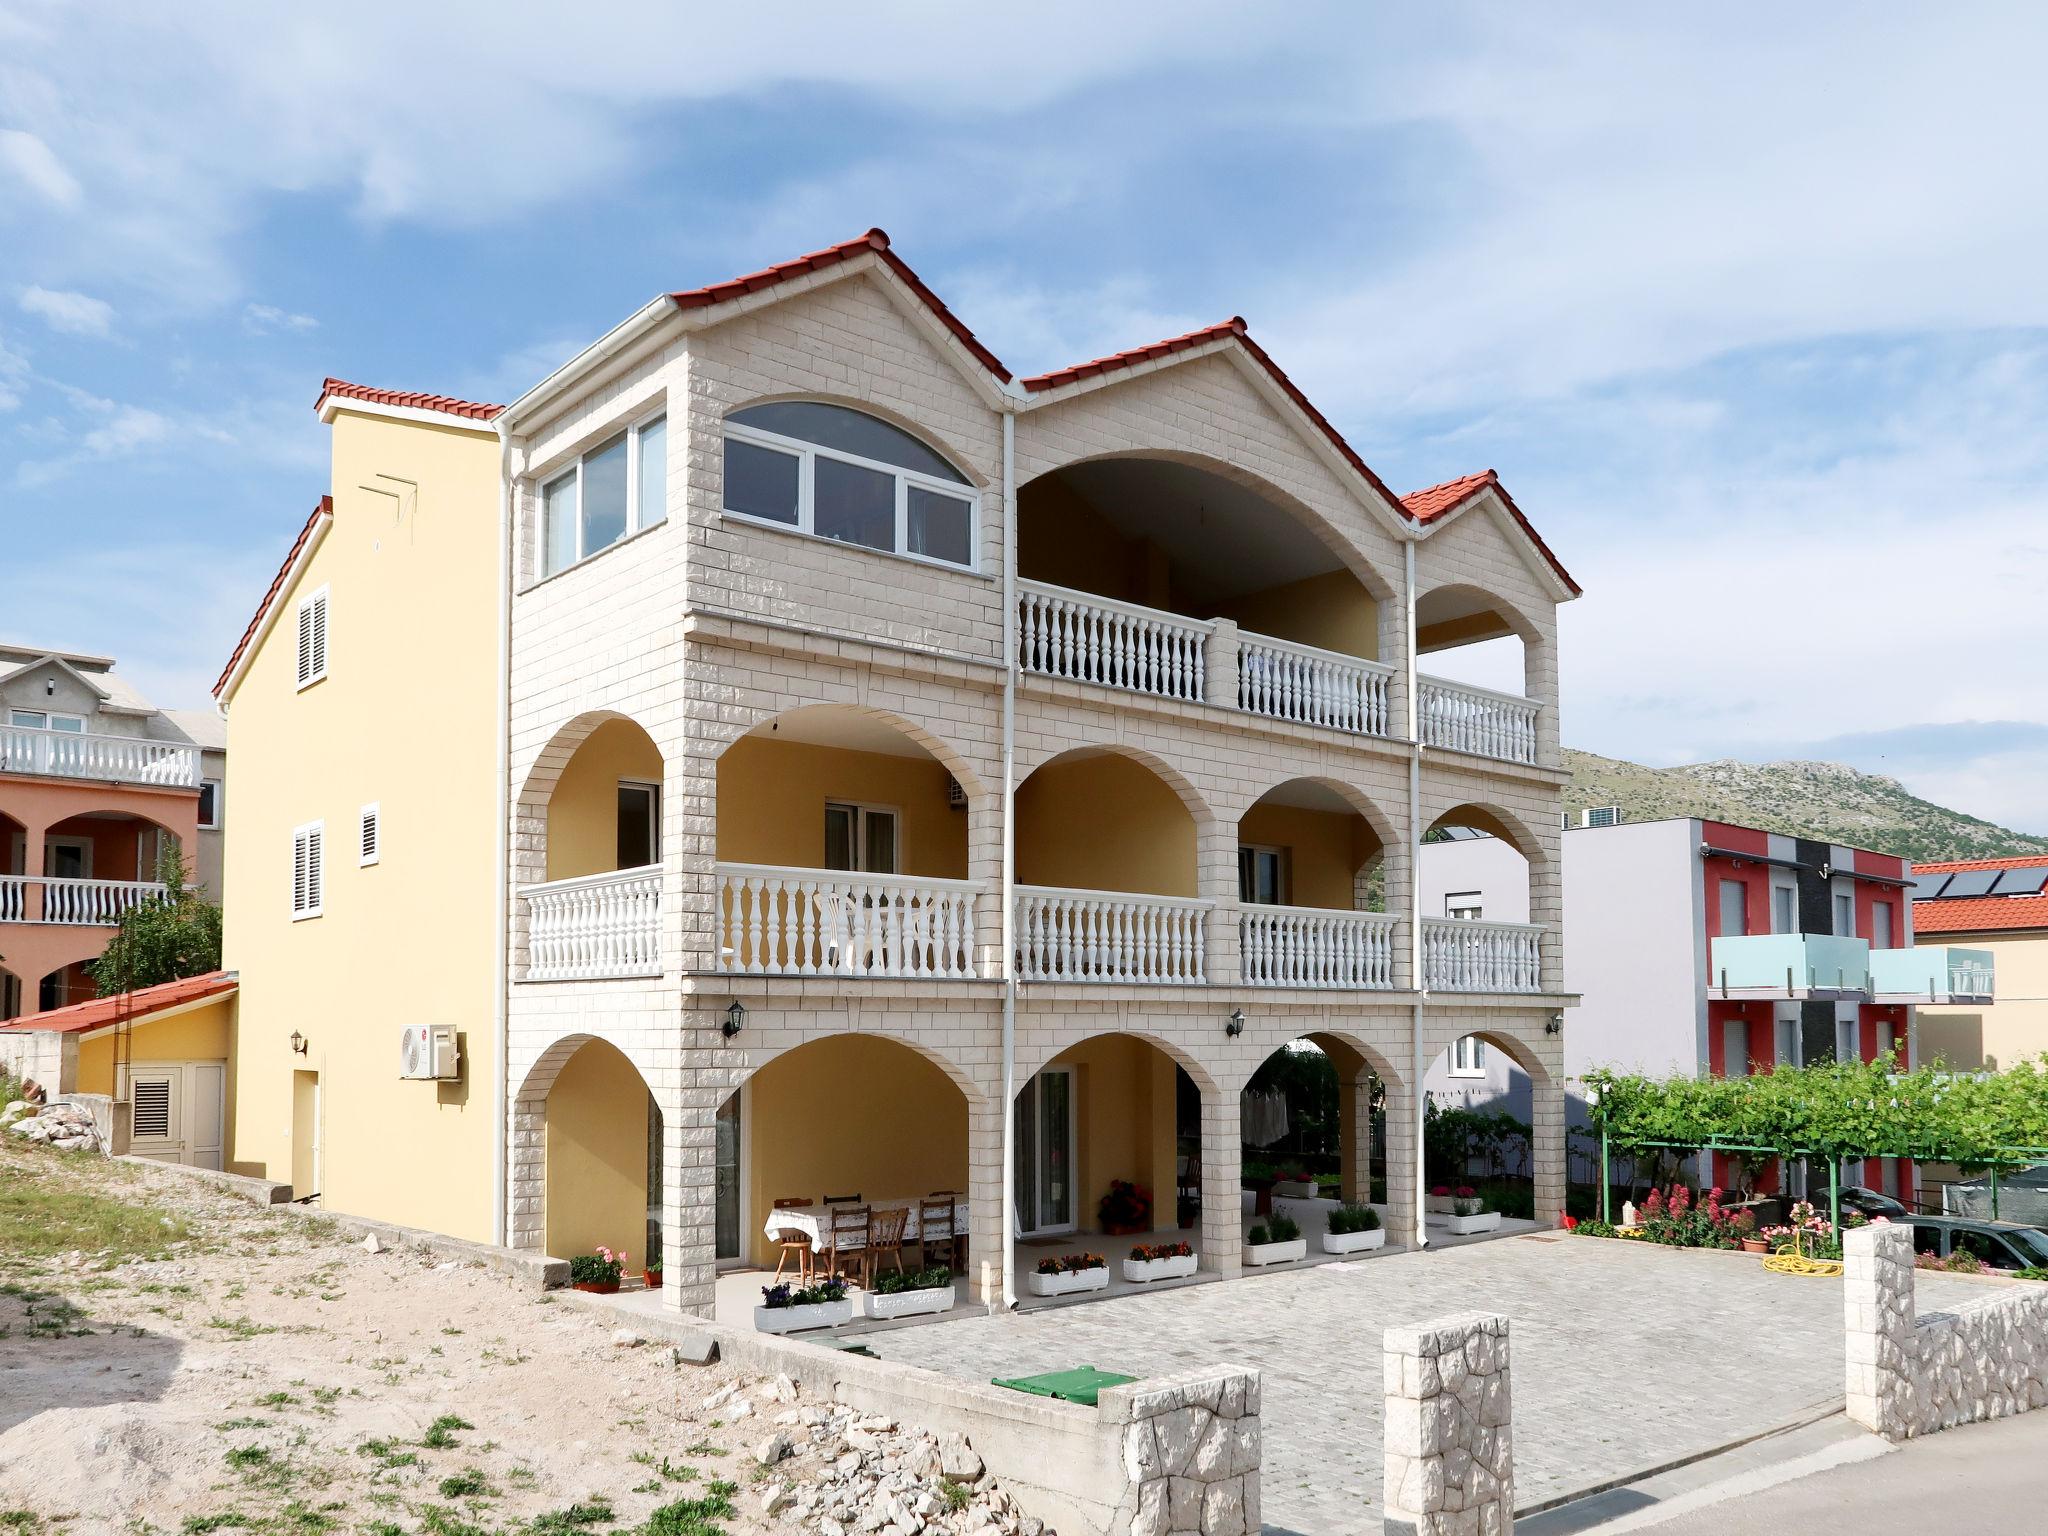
xmin=1943 ymin=870 xmax=2001 ymax=898
xmin=1910 ymin=873 xmax=1952 ymax=900
xmin=1991 ymin=866 xmax=2048 ymax=896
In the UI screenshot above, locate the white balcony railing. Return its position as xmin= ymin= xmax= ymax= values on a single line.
xmin=715 ymin=863 xmax=982 ymax=979
xmin=0 ymin=875 xmax=167 ymax=926
xmin=1240 ymin=905 xmax=1398 ymax=989
xmin=1015 ymin=885 xmax=1210 ymax=984
xmin=0 ymin=724 xmax=200 ymax=788
xmin=1417 ymin=676 xmax=1541 ymax=765
xmin=1421 ymin=917 xmax=1543 ymax=993
xmin=1017 ymin=580 xmax=1210 ymax=703
xmin=1238 ymin=634 xmax=1393 ymax=737
xmin=522 ymin=866 xmax=662 ymax=980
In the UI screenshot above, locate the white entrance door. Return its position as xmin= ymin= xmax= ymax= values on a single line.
xmin=122 ymin=1061 xmax=227 ymax=1167
xmin=189 ymin=1063 xmax=225 ymax=1170
xmin=1013 ymin=1068 xmax=1077 ymax=1236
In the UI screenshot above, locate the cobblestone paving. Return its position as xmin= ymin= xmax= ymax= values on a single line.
xmin=878 ymin=1235 xmax=1993 ymax=1536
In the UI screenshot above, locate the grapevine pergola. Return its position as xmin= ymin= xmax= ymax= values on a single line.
xmin=1582 ymin=1054 xmax=2048 ymax=1231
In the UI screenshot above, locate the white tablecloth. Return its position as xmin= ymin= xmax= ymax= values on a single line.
xmin=762 ymin=1199 xmax=965 ymax=1253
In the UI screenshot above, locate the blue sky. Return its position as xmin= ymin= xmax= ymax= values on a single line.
xmin=4 ymin=5 xmax=2047 ymax=831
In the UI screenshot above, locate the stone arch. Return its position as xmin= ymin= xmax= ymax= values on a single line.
xmin=711 ymin=701 xmax=988 ymax=807
xmin=735 ymin=1023 xmax=987 ymax=1108
xmin=1228 ymin=774 xmax=1398 ymax=853
xmin=1424 ymin=798 xmax=1548 ymax=868
xmin=723 ymin=391 xmax=992 ymax=489
xmin=507 ymin=1031 xmax=662 ymax=1258
xmin=1015 ymin=741 xmax=1213 ymax=827
xmin=1414 ymin=579 xmax=1546 ymax=649
xmin=1014 ymin=1020 xmax=1221 ymax=1094
xmin=1014 ymin=744 xmax=1213 ymax=905
xmin=512 ymin=708 xmax=666 ymax=891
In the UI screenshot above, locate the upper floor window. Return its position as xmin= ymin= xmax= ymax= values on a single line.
xmin=1771 ymin=883 xmax=1796 ymax=935
xmin=291 ymin=820 xmax=324 ymax=920
xmin=1872 ymin=899 xmax=1894 ymax=949
xmin=1445 ymin=892 xmax=1483 ymax=921
xmin=722 ymin=401 xmax=977 ymax=570
xmin=1833 ymin=891 xmax=1855 ymax=937
xmin=1718 ymin=878 xmax=1748 ymax=937
xmin=296 ymin=585 xmax=329 ymax=690
xmin=540 ymin=410 xmax=667 ymax=579
xmin=1450 ymin=1035 xmax=1487 ymax=1077
xmin=1239 ymin=847 xmax=1289 ymax=905
xmin=8 ymin=709 xmax=85 ymax=732
xmin=199 ymin=779 xmax=222 ymax=830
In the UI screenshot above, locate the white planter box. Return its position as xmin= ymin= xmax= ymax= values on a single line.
xmin=1444 ymin=1211 xmax=1501 ymax=1236
xmin=863 ymin=1285 xmax=955 ymax=1321
xmin=753 ymin=1298 xmax=854 ymax=1334
xmin=1321 ymin=1227 xmax=1386 ymax=1256
xmin=1270 ymin=1179 xmax=1320 ymax=1199
xmin=1426 ymin=1194 xmax=1455 ymax=1214
xmin=1026 ymin=1266 xmax=1110 ymax=1298
xmin=1245 ymin=1237 xmax=1308 ymax=1267
xmin=1122 ymin=1253 xmax=1199 ymax=1284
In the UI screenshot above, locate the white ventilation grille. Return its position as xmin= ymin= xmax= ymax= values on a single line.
xmin=296 ymin=586 xmax=329 ymax=689
xmin=131 ymin=1078 xmax=171 ymax=1139
xmin=359 ymin=804 xmax=380 ymax=866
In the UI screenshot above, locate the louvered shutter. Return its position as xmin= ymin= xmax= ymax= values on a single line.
xmin=292 ymin=822 xmax=324 ymax=917
xmin=131 ymin=1077 xmax=173 ymax=1140
xmin=296 ymin=587 xmax=329 ymax=687
xmin=359 ymin=805 xmax=379 ymax=865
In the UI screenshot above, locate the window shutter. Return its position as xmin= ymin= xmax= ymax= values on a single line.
xmin=306 ymin=825 xmax=323 ymax=910
xmin=292 ymin=831 xmax=308 ymax=912
xmin=292 ymin=822 xmax=324 ymax=917
xmin=359 ymin=805 xmax=379 ymax=866
xmin=296 ymin=587 xmax=329 ymax=688
xmin=296 ymin=602 xmax=313 ymax=686
xmin=131 ymin=1077 xmax=172 ymax=1139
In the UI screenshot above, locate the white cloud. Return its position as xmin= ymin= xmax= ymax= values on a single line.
xmin=0 ymin=128 xmax=81 ymax=208
xmin=242 ymin=303 xmax=318 ymax=335
xmin=19 ymin=285 xmax=114 ymax=337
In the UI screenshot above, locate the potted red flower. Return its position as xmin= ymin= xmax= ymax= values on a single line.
xmin=1098 ymin=1180 xmax=1153 ymax=1236
xmin=569 ymin=1247 xmax=627 ymax=1294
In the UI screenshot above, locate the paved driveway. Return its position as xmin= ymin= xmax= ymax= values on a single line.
xmin=878 ymin=1235 xmax=1993 ymax=1536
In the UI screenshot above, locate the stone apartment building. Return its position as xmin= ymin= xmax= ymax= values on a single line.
xmin=216 ymin=229 xmax=1580 ymax=1316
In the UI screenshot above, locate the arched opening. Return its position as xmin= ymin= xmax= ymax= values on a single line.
xmin=1420 ymin=1027 xmax=1552 ymax=1240
xmin=1418 ymin=803 xmax=1541 ymax=995
xmin=544 ymin=717 xmax=664 ymax=882
xmin=1415 ymin=583 xmax=1543 ymax=763
xmin=1240 ymin=1034 xmax=1401 ymax=1256
xmin=1014 ymin=748 xmax=1206 ymax=982
xmin=1236 ymin=779 xmax=1395 ymax=989
xmin=0 ymin=961 xmax=23 ymax=1022
xmin=540 ymin=1037 xmax=662 ymax=1270
xmin=715 ymin=705 xmax=981 ymax=978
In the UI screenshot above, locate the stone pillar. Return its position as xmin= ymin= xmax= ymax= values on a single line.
xmin=21 ymin=821 xmax=45 ymax=922
xmin=1531 ymin=1076 xmax=1566 ymax=1229
xmin=1381 ymin=1072 xmax=1419 ymax=1248
xmin=1383 ymin=1314 xmax=1513 ymax=1536
xmin=1199 ymin=1086 xmax=1242 ymax=1279
xmin=662 ymin=1036 xmax=732 ymax=1317
xmin=1377 ymin=839 xmax=1416 ymax=992
xmin=1202 ymin=618 xmax=1240 ymax=711
xmin=1102 ymin=1365 xmax=1262 ymax=1536
xmin=1198 ymin=819 xmax=1240 ymax=988
xmin=965 ymin=792 xmax=1005 ymax=978
xmin=1340 ymin=1072 xmax=1371 ymax=1205
xmin=1844 ymin=1223 xmax=1918 ymax=1440
xmin=966 ymin=1094 xmax=1006 ymax=1307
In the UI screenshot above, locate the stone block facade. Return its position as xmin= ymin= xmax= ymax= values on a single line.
xmin=1383 ymin=1312 xmax=1514 ymax=1536
xmin=1102 ymin=1365 xmax=1262 ymax=1536
xmin=1845 ymin=1222 xmax=2048 ymax=1439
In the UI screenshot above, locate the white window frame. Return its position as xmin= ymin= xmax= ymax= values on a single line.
xmin=1449 ymin=1035 xmax=1488 ymax=1078
xmin=198 ymin=778 xmax=223 ymax=831
xmin=824 ymin=800 xmax=901 ymax=874
xmin=358 ymin=803 xmax=380 ymax=867
xmin=1238 ymin=845 xmax=1291 ymax=906
xmin=291 ymin=820 xmax=324 ymax=921
xmin=44 ymin=836 xmax=93 ymax=880
xmin=617 ymin=779 xmax=661 ymax=870
xmin=9 ymin=709 xmax=86 ymax=731
xmin=296 ymin=584 xmax=329 ymax=691
xmin=721 ymin=415 xmax=980 ymax=573
xmin=536 ymin=405 xmax=668 ymax=580
xmin=1445 ymin=891 xmax=1484 ymax=921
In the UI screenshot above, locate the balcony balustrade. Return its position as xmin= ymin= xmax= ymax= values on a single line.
xmin=1240 ymin=905 xmax=1398 ymax=990
xmin=0 ymin=724 xmax=200 ymax=788
xmin=1237 ymin=634 xmax=1393 ymax=736
xmin=1416 ymin=677 xmax=1541 ymax=765
xmin=1016 ymin=580 xmax=1209 ymax=703
xmin=1014 ymin=885 xmax=1210 ymax=984
xmin=1421 ymin=916 xmax=1544 ymax=993
xmin=0 ymin=875 xmax=167 ymax=926
xmin=716 ymin=863 xmax=982 ymax=979
xmin=1708 ymin=932 xmax=1871 ymax=1000
xmin=522 ymin=866 xmax=662 ymax=981
xmin=1870 ymin=945 xmax=1996 ymax=1005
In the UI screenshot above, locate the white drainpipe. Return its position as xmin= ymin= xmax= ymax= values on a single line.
xmin=999 ymin=407 xmax=1019 ymax=1311
xmin=1405 ymin=538 xmax=1427 ymax=1251
xmin=491 ymin=423 xmax=514 ymax=1245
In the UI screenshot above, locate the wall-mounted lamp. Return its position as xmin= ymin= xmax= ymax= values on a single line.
xmin=289 ymin=1030 xmax=308 ymax=1055
xmin=1544 ymin=1013 xmax=1564 ymax=1036
xmin=45 ymin=679 xmax=55 ymax=697
xmin=1225 ymin=1009 xmax=1245 ymax=1038
xmin=722 ymin=1000 xmax=747 ymax=1039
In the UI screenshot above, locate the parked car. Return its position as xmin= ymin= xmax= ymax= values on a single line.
xmin=1838 ymin=1185 xmax=1910 ymax=1220
xmin=1897 ymin=1214 xmax=2048 ymax=1271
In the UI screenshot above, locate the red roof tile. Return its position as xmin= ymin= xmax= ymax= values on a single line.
xmin=1019 ymin=319 xmax=1248 ymax=392
xmin=317 ymin=377 xmax=504 ymax=421
xmin=213 ymin=497 xmax=332 ymax=700
xmin=1911 ymin=854 xmax=2048 ymax=936
xmin=668 ymin=227 xmax=1013 ymax=384
xmin=0 ymin=971 xmax=236 ymax=1036
xmin=1401 ymin=468 xmax=1582 ymax=597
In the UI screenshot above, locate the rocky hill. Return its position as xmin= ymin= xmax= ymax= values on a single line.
xmin=1565 ymin=749 xmax=2048 ymax=863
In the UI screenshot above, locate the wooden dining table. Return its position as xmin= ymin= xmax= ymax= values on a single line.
xmin=761 ymin=1198 xmax=965 ymax=1253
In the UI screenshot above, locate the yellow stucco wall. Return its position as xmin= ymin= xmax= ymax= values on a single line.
xmin=74 ymin=997 xmax=234 ymax=1095
xmin=717 ymin=738 xmax=968 ymax=877
xmin=1017 ymin=753 xmax=1196 ymax=897
xmin=1237 ymin=803 xmax=1377 ymax=909
xmin=546 ymin=718 xmax=665 ymax=881
xmin=1044 ymin=1035 xmax=1179 ymax=1233
xmin=743 ymin=1035 xmax=969 ymax=1266
xmin=221 ymin=406 xmax=503 ymax=1240
xmin=544 ymin=1038 xmax=650 ymax=1262
xmin=1918 ymin=932 xmax=2048 ymax=1071
xmin=1214 ymin=569 xmax=1379 ymax=661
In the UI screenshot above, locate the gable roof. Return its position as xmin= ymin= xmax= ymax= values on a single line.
xmin=0 ymin=971 xmax=236 ymax=1036
xmin=1910 ymin=854 xmax=2048 ymax=937
xmin=669 ymin=228 xmax=1014 ymax=384
xmin=213 ymin=497 xmax=332 ymax=701
xmin=317 ymin=377 xmax=503 ymax=422
xmin=1400 ymin=469 xmax=1582 ymax=597
xmin=0 ymin=651 xmax=113 ymax=702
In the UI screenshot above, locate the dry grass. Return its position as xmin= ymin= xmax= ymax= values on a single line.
xmin=0 ymin=1133 xmax=191 ymax=1268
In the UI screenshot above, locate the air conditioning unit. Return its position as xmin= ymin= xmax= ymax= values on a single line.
xmin=1581 ymin=806 xmax=1624 ymax=828
xmin=399 ymin=1024 xmax=460 ymax=1081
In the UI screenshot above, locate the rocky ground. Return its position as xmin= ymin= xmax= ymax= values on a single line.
xmin=0 ymin=1141 xmax=1048 ymax=1536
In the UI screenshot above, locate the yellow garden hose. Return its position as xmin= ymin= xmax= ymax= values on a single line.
xmin=1763 ymin=1251 xmax=1843 ymax=1278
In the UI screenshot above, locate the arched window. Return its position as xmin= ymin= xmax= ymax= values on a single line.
xmin=723 ymin=402 xmax=977 ymax=569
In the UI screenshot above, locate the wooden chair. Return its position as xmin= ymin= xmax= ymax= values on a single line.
xmin=770 ymin=1197 xmax=813 ymax=1284
xmin=824 ymin=1203 xmax=870 ymax=1283
xmin=823 ymin=1192 xmax=863 ymax=1205
xmin=918 ymin=1193 xmax=960 ymax=1272
xmin=865 ymin=1206 xmax=910 ymax=1287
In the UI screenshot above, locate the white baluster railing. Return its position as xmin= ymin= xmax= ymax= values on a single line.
xmin=1950 ymin=959 xmax=1995 ymax=998
xmin=1237 ymin=634 xmax=1393 ymax=737
xmin=0 ymin=724 xmax=200 ymax=788
xmin=1014 ymin=885 xmax=1211 ymax=983
xmin=716 ymin=864 xmax=983 ymax=979
xmin=1421 ymin=917 xmax=1543 ymax=993
xmin=1416 ymin=676 xmax=1541 ymax=765
xmin=31 ymin=877 xmax=168 ymax=926
xmin=1240 ymin=906 xmax=1398 ymax=989
xmin=0 ymin=876 xmax=27 ymax=923
xmin=522 ymin=866 xmax=662 ymax=980
xmin=1016 ymin=580 xmax=1211 ymax=703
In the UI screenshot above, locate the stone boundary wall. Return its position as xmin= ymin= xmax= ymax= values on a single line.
xmin=1383 ymin=1311 xmax=1513 ymax=1536
xmin=0 ymin=1028 xmax=76 ymax=1097
xmin=1845 ymin=1222 xmax=2048 ymax=1440
xmin=1101 ymin=1366 xmax=1261 ymax=1536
